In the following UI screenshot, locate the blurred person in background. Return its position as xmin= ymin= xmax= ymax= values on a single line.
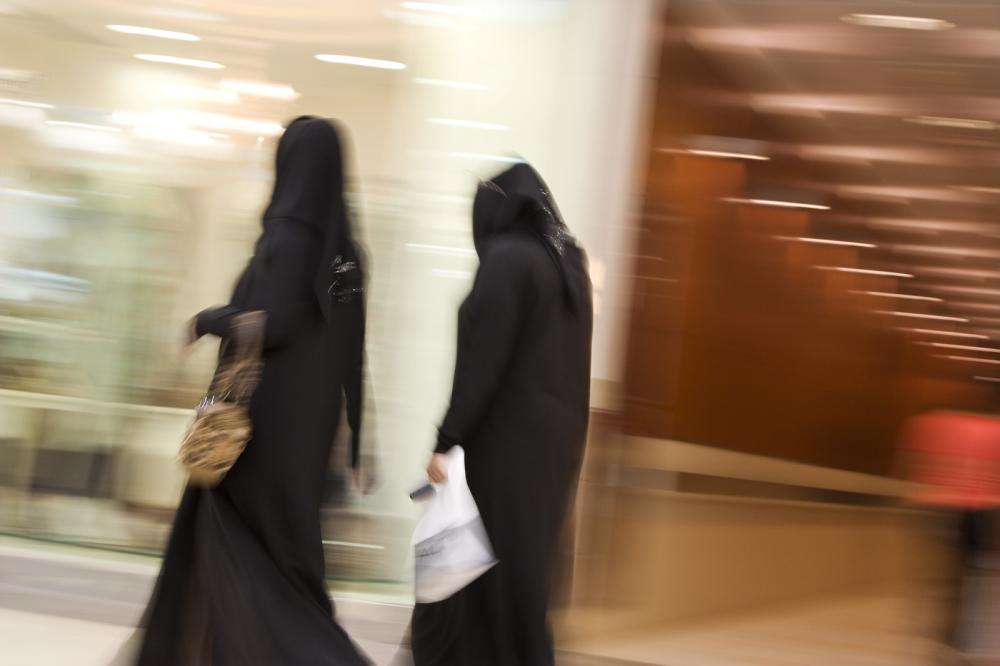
xmin=411 ymin=163 xmax=593 ymax=666
xmin=897 ymin=410 xmax=1000 ymax=662
xmin=116 ymin=116 xmax=370 ymax=666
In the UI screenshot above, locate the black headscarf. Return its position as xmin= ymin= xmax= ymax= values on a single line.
xmin=263 ymin=116 xmax=361 ymax=322
xmin=473 ymin=162 xmax=589 ymax=313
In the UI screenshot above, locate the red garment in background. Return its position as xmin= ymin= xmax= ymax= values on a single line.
xmin=900 ymin=411 xmax=1000 ymax=509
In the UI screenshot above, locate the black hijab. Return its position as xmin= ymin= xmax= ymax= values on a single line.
xmin=263 ymin=116 xmax=361 ymax=322
xmin=473 ymin=162 xmax=589 ymax=313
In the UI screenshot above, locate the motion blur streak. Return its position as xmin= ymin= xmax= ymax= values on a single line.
xmin=0 ymin=1 xmax=997 ymax=665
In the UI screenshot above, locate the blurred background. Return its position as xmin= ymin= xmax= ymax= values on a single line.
xmin=1 ymin=0 xmax=998 ymax=664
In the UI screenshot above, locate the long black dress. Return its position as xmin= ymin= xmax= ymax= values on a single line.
xmin=411 ymin=163 xmax=593 ymax=666
xmin=128 ymin=118 xmax=370 ymax=666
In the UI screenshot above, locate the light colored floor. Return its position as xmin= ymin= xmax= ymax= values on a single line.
xmin=2 ymin=608 xmax=133 ymax=666
xmin=2 ymin=535 xmax=998 ymax=666
xmin=563 ymin=585 xmax=1000 ymax=666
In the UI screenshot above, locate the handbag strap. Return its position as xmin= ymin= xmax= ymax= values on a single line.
xmin=209 ymin=310 xmax=266 ymax=404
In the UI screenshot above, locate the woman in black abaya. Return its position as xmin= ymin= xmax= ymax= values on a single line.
xmin=411 ymin=162 xmax=593 ymax=666
xmin=124 ymin=117 xmax=370 ymax=666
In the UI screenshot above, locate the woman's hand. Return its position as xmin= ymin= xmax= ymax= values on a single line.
xmin=351 ymin=466 xmax=377 ymax=495
xmin=426 ymin=453 xmax=449 ymax=484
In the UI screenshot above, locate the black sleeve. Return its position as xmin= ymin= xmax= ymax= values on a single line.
xmin=342 ymin=300 xmax=366 ymax=469
xmin=436 ymin=243 xmax=531 ymax=453
xmin=195 ymin=224 xmax=319 ymax=349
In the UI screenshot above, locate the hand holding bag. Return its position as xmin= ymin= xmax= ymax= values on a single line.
xmin=178 ymin=311 xmax=266 ymax=487
xmin=411 ymin=446 xmax=498 ymax=602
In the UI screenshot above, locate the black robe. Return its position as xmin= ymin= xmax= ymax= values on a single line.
xmin=125 ymin=118 xmax=369 ymax=666
xmin=411 ymin=163 xmax=593 ymax=666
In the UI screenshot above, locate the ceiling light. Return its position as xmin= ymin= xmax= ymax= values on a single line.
xmin=877 ymin=311 xmax=967 ymax=323
xmin=402 ymin=1 xmax=482 ymax=18
xmin=428 ymin=117 xmax=508 ymax=131
xmin=0 ymin=187 xmax=78 ymax=205
xmin=841 ymin=14 xmax=955 ymax=31
xmin=817 ymin=266 xmax=912 ymax=278
xmin=906 ymin=115 xmax=995 ymax=131
xmin=0 ymin=97 xmax=54 ymax=109
xmin=938 ymin=355 xmax=1000 ymax=366
xmin=315 ymin=54 xmax=406 ymax=70
xmin=135 ymin=54 xmax=224 ymax=69
xmin=220 ymin=80 xmax=299 ymax=101
xmin=777 ymin=236 xmax=874 ymax=248
xmin=902 ymin=328 xmax=988 ymax=340
xmin=46 ymin=120 xmax=121 ymax=133
xmin=851 ymin=291 xmax=940 ymax=302
xmin=107 ymin=24 xmax=199 ymax=41
xmin=685 ymin=149 xmax=769 ymax=161
xmin=413 ymin=77 xmax=486 ymax=91
xmin=724 ymin=197 xmax=830 ymax=211
xmin=446 ymin=151 xmax=523 ymax=164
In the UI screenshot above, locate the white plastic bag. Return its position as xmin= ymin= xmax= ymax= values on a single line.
xmin=412 ymin=446 xmax=498 ymax=603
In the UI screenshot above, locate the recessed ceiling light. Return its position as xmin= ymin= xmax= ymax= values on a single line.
xmin=851 ymin=291 xmax=941 ymax=302
xmin=685 ymin=149 xmax=769 ymax=161
xmin=220 ymin=80 xmax=299 ymax=101
xmin=906 ymin=115 xmax=996 ymax=131
xmin=817 ymin=266 xmax=913 ymax=278
xmin=315 ymin=54 xmax=406 ymax=70
xmin=902 ymin=328 xmax=988 ymax=340
xmin=841 ymin=14 xmax=955 ymax=31
xmin=924 ymin=343 xmax=1000 ymax=354
xmin=724 ymin=197 xmax=830 ymax=211
xmin=0 ymin=97 xmax=54 ymax=109
xmin=107 ymin=24 xmax=200 ymax=41
xmin=776 ymin=236 xmax=875 ymax=248
xmin=135 ymin=54 xmax=223 ymax=69
xmin=0 ymin=187 xmax=78 ymax=204
xmin=877 ymin=311 xmax=967 ymax=323
xmin=46 ymin=120 xmax=121 ymax=133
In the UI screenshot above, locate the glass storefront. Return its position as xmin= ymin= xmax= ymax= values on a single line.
xmin=0 ymin=0 xmax=655 ymax=588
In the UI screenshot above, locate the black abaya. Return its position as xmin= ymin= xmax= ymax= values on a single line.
xmin=128 ymin=118 xmax=369 ymax=666
xmin=411 ymin=163 xmax=593 ymax=666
